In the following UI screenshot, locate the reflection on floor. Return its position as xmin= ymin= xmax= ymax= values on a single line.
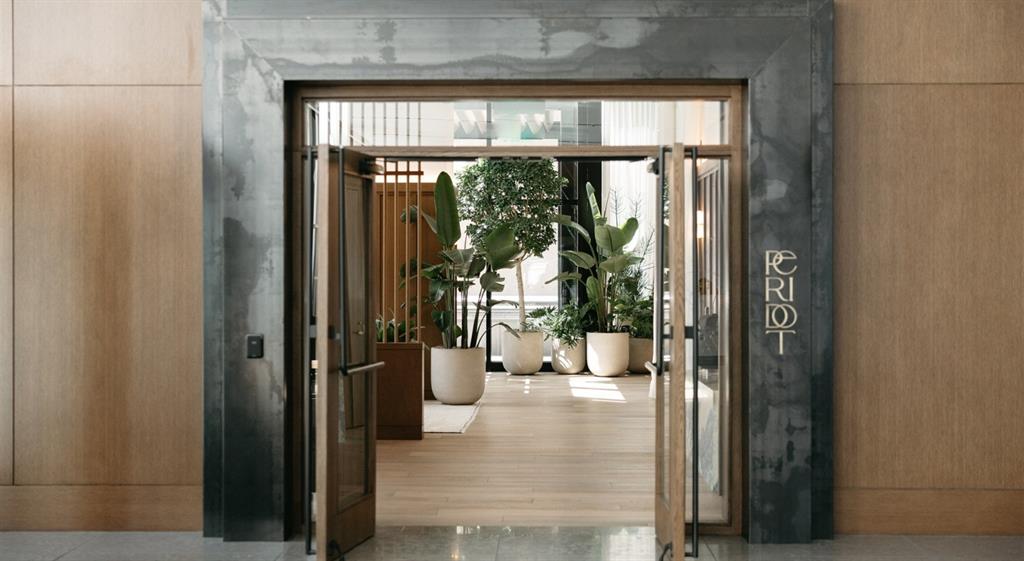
xmin=377 ymin=373 xmax=655 ymax=526
xmin=2 ymin=530 xmax=1021 ymax=561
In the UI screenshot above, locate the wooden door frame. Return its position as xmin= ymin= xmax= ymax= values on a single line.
xmin=285 ymin=81 xmax=746 ymax=537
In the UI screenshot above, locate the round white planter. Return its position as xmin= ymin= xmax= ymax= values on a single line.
xmin=628 ymin=337 xmax=654 ymax=373
xmin=430 ymin=347 xmax=486 ymax=405
xmin=501 ymin=329 xmax=544 ymax=375
xmin=551 ymin=338 xmax=586 ymax=374
xmin=585 ymin=332 xmax=629 ymax=377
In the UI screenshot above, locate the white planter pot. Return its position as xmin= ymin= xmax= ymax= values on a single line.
xmin=585 ymin=332 xmax=629 ymax=377
xmin=501 ymin=329 xmax=544 ymax=375
xmin=629 ymin=337 xmax=654 ymax=373
xmin=551 ymin=338 xmax=586 ymax=374
xmin=430 ymin=347 xmax=486 ymax=405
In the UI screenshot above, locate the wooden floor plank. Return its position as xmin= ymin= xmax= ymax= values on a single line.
xmin=377 ymin=373 xmax=656 ymax=527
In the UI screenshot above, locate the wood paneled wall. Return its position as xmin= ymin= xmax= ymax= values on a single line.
xmin=0 ymin=0 xmax=202 ymax=529
xmin=834 ymin=0 xmax=1024 ymax=534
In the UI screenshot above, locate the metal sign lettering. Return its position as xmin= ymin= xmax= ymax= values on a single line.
xmin=765 ymin=250 xmax=797 ymax=355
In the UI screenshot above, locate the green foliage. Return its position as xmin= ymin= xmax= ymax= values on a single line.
xmin=375 ymin=314 xmax=418 ymax=343
xmin=610 ymin=265 xmax=655 ymax=339
xmin=419 ymin=172 xmax=522 ymax=349
xmin=433 ymin=171 xmax=462 ymax=247
xmin=457 ymin=158 xmax=566 ymax=331
xmin=457 ymin=159 xmax=566 ymax=258
xmin=533 ymin=302 xmax=593 ymax=348
xmin=547 ymin=182 xmax=642 ymax=332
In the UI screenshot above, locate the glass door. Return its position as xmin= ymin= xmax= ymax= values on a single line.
xmin=313 ymin=145 xmax=382 ymax=560
xmin=656 ymin=143 xmax=733 ymax=558
xmin=655 ymin=144 xmax=689 ymax=558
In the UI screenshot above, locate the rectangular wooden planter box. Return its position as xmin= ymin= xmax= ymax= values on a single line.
xmin=375 ymin=342 xmax=426 ymax=440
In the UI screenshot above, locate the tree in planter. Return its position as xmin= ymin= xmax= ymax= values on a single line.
xmin=418 ymin=171 xmax=520 ymax=349
xmin=457 ymin=159 xmax=565 ymax=331
xmin=416 ymin=172 xmax=522 ymax=403
xmin=549 ymin=182 xmax=642 ymax=332
xmin=548 ymin=182 xmax=642 ymax=376
xmin=533 ymin=302 xmax=593 ymax=374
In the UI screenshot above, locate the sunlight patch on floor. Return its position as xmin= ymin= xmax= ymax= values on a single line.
xmin=568 ymin=376 xmax=625 ymax=402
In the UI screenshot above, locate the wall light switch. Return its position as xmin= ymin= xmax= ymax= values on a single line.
xmin=246 ymin=334 xmax=264 ymax=359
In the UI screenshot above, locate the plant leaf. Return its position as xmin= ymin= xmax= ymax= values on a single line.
xmin=599 ymin=253 xmax=637 ymax=275
xmin=553 ymin=214 xmax=591 ymax=245
xmin=560 ymin=250 xmax=596 ymax=270
xmin=620 ymin=217 xmax=639 ymax=246
xmin=585 ymin=182 xmax=606 ymax=227
xmin=496 ymin=322 xmax=521 ymax=339
xmin=400 ymin=205 xmax=418 ymax=224
xmin=546 ymin=272 xmax=582 ymax=285
xmin=434 ymin=171 xmax=461 ymax=247
xmin=479 ymin=270 xmax=505 ymax=293
xmin=467 ymin=254 xmax=487 ymax=278
xmin=585 ymin=276 xmax=599 ymax=300
xmin=483 ymin=225 xmax=520 ymax=270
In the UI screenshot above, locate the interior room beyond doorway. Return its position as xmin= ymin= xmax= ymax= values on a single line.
xmin=294 ymin=85 xmax=745 ymax=552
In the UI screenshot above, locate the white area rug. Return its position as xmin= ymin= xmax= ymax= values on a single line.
xmin=423 ymin=400 xmax=481 ymax=434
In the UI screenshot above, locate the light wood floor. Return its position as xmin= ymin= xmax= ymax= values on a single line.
xmin=377 ymin=373 xmax=656 ymax=526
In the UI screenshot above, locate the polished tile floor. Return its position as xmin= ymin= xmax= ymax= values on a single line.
xmin=1 ymin=528 xmax=1022 ymax=561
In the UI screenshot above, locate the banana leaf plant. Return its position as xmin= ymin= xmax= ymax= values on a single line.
xmin=547 ymin=182 xmax=642 ymax=333
xmin=417 ymin=171 xmax=521 ymax=349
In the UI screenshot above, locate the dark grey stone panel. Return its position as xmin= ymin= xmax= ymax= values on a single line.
xmin=809 ymin=0 xmax=835 ymax=540
xmin=225 ymin=0 xmax=811 ymax=20
xmin=228 ymin=17 xmax=798 ymax=82
xmin=202 ymin=0 xmax=226 ymax=539
xmin=218 ymin=20 xmax=290 ymax=541
xmin=745 ymin=24 xmax=813 ymax=543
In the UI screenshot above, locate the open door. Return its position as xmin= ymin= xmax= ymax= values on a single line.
xmin=655 ymin=144 xmax=689 ymax=559
xmin=314 ymin=145 xmax=383 ymax=560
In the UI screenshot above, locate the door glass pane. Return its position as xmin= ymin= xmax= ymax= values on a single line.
xmin=345 ymin=178 xmax=368 ymax=364
xmin=337 ymin=372 xmax=368 ymax=510
xmin=685 ymin=158 xmax=730 ymax=524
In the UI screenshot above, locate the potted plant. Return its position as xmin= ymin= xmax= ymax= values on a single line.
xmin=458 ymin=159 xmax=565 ymax=375
xmin=549 ymin=183 xmax=641 ymax=377
xmin=611 ymin=265 xmax=656 ymax=373
xmin=534 ymin=303 xmax=592 ymax=374
xmin=420 ymin=172 xmax=519 ymax=404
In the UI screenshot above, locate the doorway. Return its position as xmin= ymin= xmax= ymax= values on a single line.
xmin=287 ymin=84 xmax=746 ymax=559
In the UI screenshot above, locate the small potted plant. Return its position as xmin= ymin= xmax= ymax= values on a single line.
xmin=534 ymin=303 xmax=591 ymax=374
xmin=458 ymin=159 xmax=565 ymax=375
xmin=549 ymin=183 xmax=641 ymax=377
xmin=420 ymin=172 xmax=519 ymax=404
xmin=612 ymin=265 xmax=655 ymax=373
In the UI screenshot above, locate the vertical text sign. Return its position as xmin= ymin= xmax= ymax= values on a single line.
xmin=765 ymin=250 xmax=797 ymax=355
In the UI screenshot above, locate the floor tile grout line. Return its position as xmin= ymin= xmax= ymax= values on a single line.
xmin=50 ymin=538 xmax=88 ymax=561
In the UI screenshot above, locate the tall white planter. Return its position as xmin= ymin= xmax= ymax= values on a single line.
xmin=430 ymin=347 xmax=486 ymax=405
xmin=552 ymin=338 xmax=586 ymax=374
xmin=586 ymin=332 xmax=629 ymax=377
xmin=628 ymin=337 xmax=654 ymax=373
xmin=501 ymin=330 xmax=544 ymax=375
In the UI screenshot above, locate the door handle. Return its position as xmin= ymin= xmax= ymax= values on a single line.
xmin=341 ymin=361 xmax=386 ymax=376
